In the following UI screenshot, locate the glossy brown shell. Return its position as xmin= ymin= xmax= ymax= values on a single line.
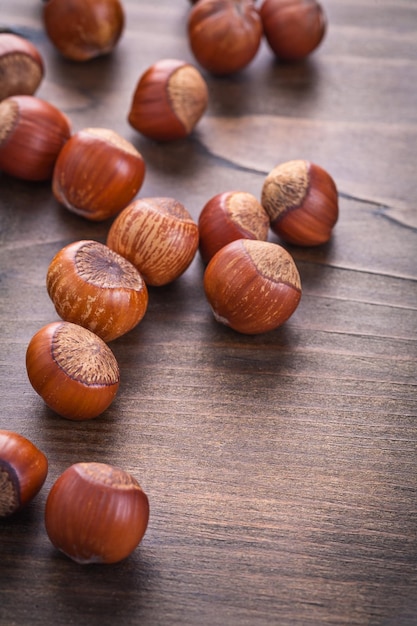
xmin=203 ymin=239 xmax=302 ymax=334
xmin=45 ymin=462 xmax=149 ymax=564
xmin=188 ymin=0 xmax=263 ymax=75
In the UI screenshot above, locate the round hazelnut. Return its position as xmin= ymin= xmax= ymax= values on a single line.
xmin=0 ymin=95 xmax=71 ymax=181
xmin=188 ymin=0 xmax=263 ymax=75
xmin=198 ymin=191 xmax=270 ymax=264
xmin=45 ymin=462 xmax=149 ymax=564
xmin=42 ymin=0 xmax=125 ymax=62
xmin=26 ymin=321 xmax=120 ymax=421
xmin=107 ymin=197 xmax=199 ymax=286
xmin=203 ymin=239 xmax=302 ymax=334
xmin=260 ymin=0 xmax=327 ymax=61
xmin=261 ymin=159 xmax=339 ymax=246
xmin=52 ymin=127 xmax=145 ymax=221
xmin=46 ymin=240 xmax=148 ymax=342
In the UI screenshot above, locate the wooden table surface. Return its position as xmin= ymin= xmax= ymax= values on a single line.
xmin=1 ymin=1 xmax=416 ymax=625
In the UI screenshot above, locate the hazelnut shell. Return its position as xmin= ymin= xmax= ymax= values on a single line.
xmin=45 ymin=462 xmax=149 ymax=564
xmin=203 ymin=239 xmax=302 ymax=334
xmin=26 ymin=321 xmax=120 ymax=421
xmin=46 ymin=240 xmax=148 ymax=342
xmin=261 ymin=160 xmax=339 ymax=246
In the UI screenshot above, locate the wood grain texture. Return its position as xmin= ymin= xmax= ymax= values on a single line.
xmin=0 ymin=1 xmax=416 ymax=625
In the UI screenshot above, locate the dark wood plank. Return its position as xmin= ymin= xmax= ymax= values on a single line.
xmin=0 ymin=1 xmax=416 ymax=625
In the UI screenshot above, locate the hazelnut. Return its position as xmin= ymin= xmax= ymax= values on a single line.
xmin=188 ymin=0 xmax=263 ymax=75
xmin=52 ymin=127 xmax=145 ymax=221
xmin=46 ymin=240 xmax=148 ymax=342
xmin=260 ymin=0 xmax=326 ymax=61
xmin=128 ymin=59 xmax=208 ymax=141
xmin=198 ymin=191 xmax=270 ymax=264
xmin=107 ymin=197 xmax=199 ymax=286
xmin=261 ymin=159 xmax=339 ymax=246
xmin=45 ymin=462 xmax=149 ymax=564
xmin=203 ymin=239 xmax=301 ymax=334
xmin=0 ymin=95 xmax=71 ymax=181
xmin=26 ymin=321 xmax=120 ymax=421
xmin=42 ymin=0 xmax=125 ymax=62
xmin=0 ymin=430 xmax=48 ymax=517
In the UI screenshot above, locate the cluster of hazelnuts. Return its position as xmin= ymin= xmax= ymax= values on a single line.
xmin=187 ymin=0 xmax=327 ymax=75
xmin=0 ymin=0 xmax=337 ymax=564
xmin=0 ymin=430 xmax=149 ymax=564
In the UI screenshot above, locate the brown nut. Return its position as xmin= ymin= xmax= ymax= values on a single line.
xmin=188 ymin=0 xmax=263 ymax=75
xmin=45 ymin=462 xmax=149 ymax=564
xmin=46 ymin=240 xmax=148 ymax=342
xmin=26 ymin=321 xmax=120 ymax=421
xmin=42 ymin=0 xmax=125 ymax=62
xmin=52 ymin=127 xmax=145 ymax=221
xmin=107 ymin=197 xmax=199 ymax=286
xmin=261 ymin=160 xmax=338 ymax=246
xmin=0 ymin=430 xmax=48 ymax=517
xmin=260 ymin=0 xmax=326 ymax=61
xmin=203 ymin=239 xmax=301 ymax=334
xmin=128 ymin=59 xmax=208 ymax=141
xmin=0 ymin=95 xmax=71 ymax=181
xmin=198 ymin=191 xmax=270 ymax=264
